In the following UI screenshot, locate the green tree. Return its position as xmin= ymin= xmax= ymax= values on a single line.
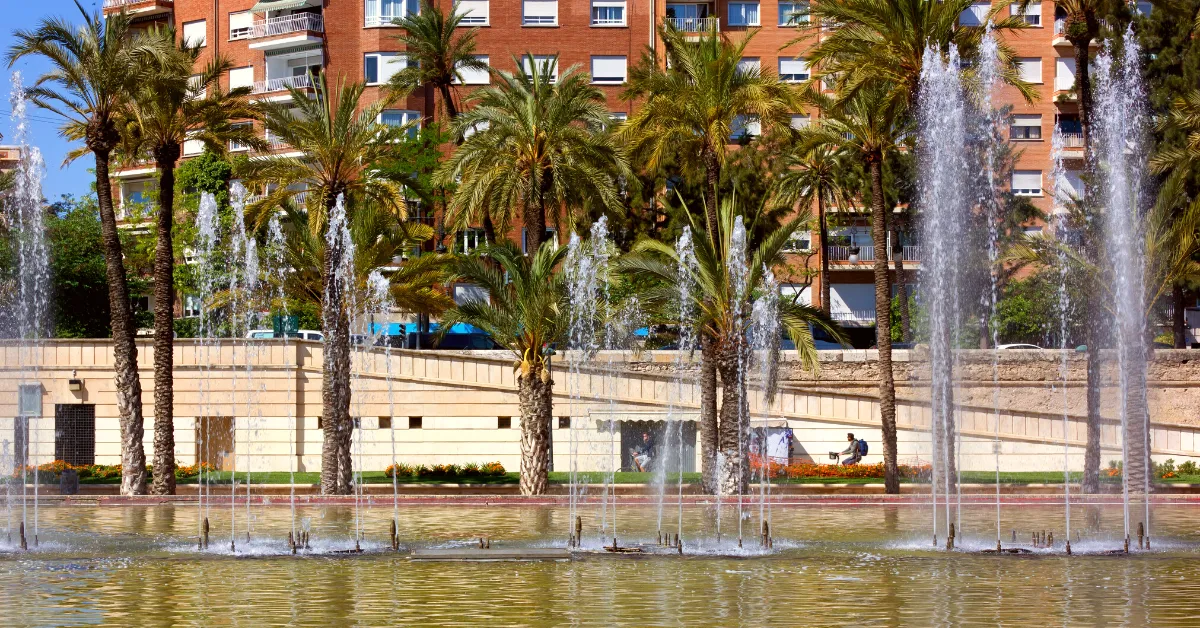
xmin=45 ymin=195 xmax=112 ymax=338
xmin=7 ymin=3 xmax=173 ymax=495
xmin=385 ymin=0 xmax=490 ymax=120
xmin=241 ymin=74 xmax=413 ymax=495
xmin=439 ymin=240 xmax=568 ymax=495
xmin=436 ymin=54 xmax=629 ymax=253
xmin=116 ymin=28 xmax=262 ymax=495
xmin=620 ymin=197 xmax=843 ymax=494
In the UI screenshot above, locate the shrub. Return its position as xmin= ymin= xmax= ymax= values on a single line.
xmin=1178 ymin=460 xmax=1198 ymax=476
xmin=384 ymin=461 xmax=506 ymax=480
xmin=1155 ymin=458 xmax=1177 ymax=480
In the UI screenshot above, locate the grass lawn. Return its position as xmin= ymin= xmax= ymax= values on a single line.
xmin=58 ymin=470 xmax=1200 ymax=486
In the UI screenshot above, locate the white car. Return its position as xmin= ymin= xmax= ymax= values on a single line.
xmin=996 ymin=343 xmax=1042 ymax=350
xmin=246 ymin=329 xmax=324 ymax=341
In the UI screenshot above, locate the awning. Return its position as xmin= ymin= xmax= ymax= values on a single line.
xmin=250 ymin=0 xmax=316 ymax=12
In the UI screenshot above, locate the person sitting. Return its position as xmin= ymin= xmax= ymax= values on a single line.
xmin=631 ymin=431 xmax=655 ymax=472
xmin=832 ymin=432 xmax=865 ymax=466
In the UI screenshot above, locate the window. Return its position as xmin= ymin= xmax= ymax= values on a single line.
xmin=778 ymin=1 xmax=808 ymax=25
xmin=1017 ymin=58 xmax=1042 ymax=84
xmin=380 ymin=109 xmax=421 ymax=131
xmin=184 ymin=294 xmax=202 ymax=317
xmin=591 ymin=56 xmax=627 ymax=84
xmin=54 ymin=404 xmax=95 ymax=466
xmin=1055 ymin=169 xmax=1084 ymax=203
xmin=379 ymin=417 xmax=392 ymax=429
xmin=558 ymin=417 xmax=571 ymax=429
xmin=1023 ymin=225 xmax=1044 ymax=236
xmin=731 ymin=114 xmax=761 ymax=139
xmin=789 ymin=113 xmax=811 ymax=129
xmin=1009 ymin=114 xmax=1041 ymax=140
xmin=408 ymin=416 xmax=423 ymax=429
xmin=229 ymin=123 xmax=254 ymax=151
xmin=365 ymin=0 xmax=419 ymax=27
xmin=453 ymin=56 xmax=490 ymax=85
xmin=183 ymin=132 xmax=204 ymax=156
xmin=1055 ymin=57 xmax=1076 ymax=91
xmin=454 ymin=283 xmax=490 ymax=304
xmin=1012 ymin=170 xmax=1043 ymax=196
xmin=462 ymin=120 xmax=490 ymax=139
xmin=728 ymin=1 xmax=760 ymax=26
xmin=784 ymin=230 xmax=812 ymax=252
xmin=610 ymin=112 xmax=628 ymax=125
xmin=458 ymin=228 xmax=487 ymax=253
xmin=959 ymin=2 xmax=990 ymax=26
xmin=229 ymin=11 xmax=253 ymax=39
xmin=1135 ymin=1 xmax=1151 ymax=16
xmin=188 ymin=74 xmax=206 ymax=100
xmin=523 ymin=0 xmax=558 ymax=25
xmin=498 ymin=417 xmax=512 ymax=429
xmin=1013 ymin=1 xmax=1041 ymax=26
xmin=779 ymin=57 xmax=809 ymax=83
xmin=18 ymin=384 xmax=41 ymax=417
xmin=522 ymin=55 xmax=559 ymax=82
xmin=456 ymin=0 xmax=489 ymax=24
xmin=229 ymin=66 xmax=254 ymax=90
xmin=592 ymin=0 xmax=626 ymax=25
xmin=522 ymin=227 xmax=559 ymax=253
xmin=365 ymin=52 xmax=408 ymax=85
xmin=183 ymin=20 xmax=207 ymax=47
xmin=737 ymin=57 xmax=761 ymax=74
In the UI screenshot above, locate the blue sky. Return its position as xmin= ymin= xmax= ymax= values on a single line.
xmin=3 ymin=1 xmax=109 ymax=202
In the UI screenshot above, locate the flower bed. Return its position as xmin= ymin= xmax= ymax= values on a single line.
xmin=17 ymin=460 xmax=215 ymax=481
xmin=384 ymin=461 xmax=507 ymax=481
xmin=750 ymin=455 xmax=930 ymax=481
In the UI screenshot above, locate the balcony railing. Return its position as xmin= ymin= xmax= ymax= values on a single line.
xmin=232 ymin=12 xmax=324 ymax=40
xmin=252 ymin=74 xmax=313 ymax=94
xmin=1055 ymin=17 xmax=1065 ymax=34
xmin=831 ymin=309 xmax=877 ymax=323
xmin=1058 ymin=132 xmax=1085 ymax=149
xmin=664 ymin=17 xmax=719 ymax=32
xmin=104 ymin=0 xmax=171 ymax=8
xmin=826 ymin=244 xmax=921 ymax=262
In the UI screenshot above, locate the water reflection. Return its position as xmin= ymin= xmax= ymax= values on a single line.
xmin=0 ymin=504 xmax=1198 ymax=625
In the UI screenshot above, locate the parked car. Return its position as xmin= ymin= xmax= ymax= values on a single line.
xmin=246 ymin=329 xmax=324 ymax=341
xmin=996 ymin=343 xmax=1042 ymax=350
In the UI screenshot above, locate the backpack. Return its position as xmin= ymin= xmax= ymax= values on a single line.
xmin=858 ymin=439 xmax=869 ymax=456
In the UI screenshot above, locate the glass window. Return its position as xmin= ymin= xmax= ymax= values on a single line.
xmin=1009 ymin=114 xmax=1041 ymax=140
xmin=365 ymin=0 xmax=419 ymax=27
xmin=365 ymin=52 xmax=407 ymax=85
xmin=522 ymin=55 xmax=559 ymax=82
xmin=959 ymin=2 xmax=990 ymax=26
xmin=728 ymin=1 xmax=760 ymax=26
xmin=591 ymin=0 xmax=626 ymax=25
xmin=380 ymin=109 xmax=422 ymax=137
xmin=1011 ymin=170 xmax=1043 ymax=196
xmin=1012 ymin=1 xmax=1041 ymax=25
xmin=731 ymin=114 xmax=761 ymax=140
xmin=779 ymin=57 xmax=809 ymax=82
xmin=778 ymin=1 xmax=808 ymax=25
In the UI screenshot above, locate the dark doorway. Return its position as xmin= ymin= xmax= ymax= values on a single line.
xmin=196 ymin=416 xmax=235 ymax=471
xmin=54 ymin=404 xmax=96 ymax=466
xmin=619 ymin=420 xmax=696 ymax=473
xmin=12 ymin=416 xmax=29 ymax=470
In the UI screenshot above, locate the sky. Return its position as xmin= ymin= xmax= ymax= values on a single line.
xmin=2 ymin=0 xmax=110 ymax=203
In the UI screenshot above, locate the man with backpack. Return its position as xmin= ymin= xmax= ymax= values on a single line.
xmin=833 ymin=433 xmax=867 ymax=466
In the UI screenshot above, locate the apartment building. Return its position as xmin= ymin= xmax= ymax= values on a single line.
xmin=101 ymin=0 xmax=1112 ymax=332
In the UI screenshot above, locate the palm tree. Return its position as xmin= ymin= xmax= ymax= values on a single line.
xmin=116 ymin=29 xmax=263 ymax=495
xmin=801 ymin=87 xmax=907 ymax=493
xmin=440 ymin=240 xmax=568 ymax=495
xmin=769 ymin=131 xmax=859 ymax=317
xmin=1152 ymin=90 xmax=1200 ymax=346
xmin=7 ymin=3 xmax=171 ymax=496
xmin=621 ymin=197 xmax=843 ymax=494
xmin=386 ymin=0 xmax=490 ymax=120
xmin=436 ymin=54 xmax=629 ymax=253
xmin=241 ymin=74 xmax=413 ymax=495
xmin=622 ymin=26 xmax=795 ymax=234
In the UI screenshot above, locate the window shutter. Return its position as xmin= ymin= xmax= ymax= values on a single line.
xmin=590 ymin=56 xmax=627 ymax=83
xmin=1017 ymin=58 xmax=1042 ymax=83
xmin=1018 ymin=2 xmax=1041 ymax=18
xmin=183 ymin=20 xmax=207 ymax=47
xmin=229 ymin=66 xmax=254 ymax=89
xmin=737 ymin=57 xmax=761 ymax=74
xmin=456 ymin=56 xmax=490 ymax=85
xmin=456 ymin=0 xmax=489 ymax=24
xmin=380 ymin=54 xmax=408 ymax=83
xmin=523 ymin=0 xmax=558 ymax=23
xmin=1055 ymin=57 xmax=1076 ymax=91
xmin=229 ymin=11 xmax=254 ymax=38
xmin=779 ymin=57 xmax=808 ymax=81
xmin=1012 ymin=170 xmax=1042 ymax=194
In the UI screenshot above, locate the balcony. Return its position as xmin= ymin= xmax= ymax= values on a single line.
xmin=831 ymin=309 xmax=877 ymax=325
xmin=102 ymin=0 xmax=174 ymax=16
xmin=826 ymin=245 xmax=921 ymax=265
xmin=1058 ymin=131 xmax=1085 ymax=158
xmin=240 ymin=13 xmax=325 ymax=50
xmin=252 ymin=74 xmax=313 ymax=95
xmin=1053 ymin=18 xmax=1100 ymax=47
xmin=664 ymin=17 xmax=719 ymax=33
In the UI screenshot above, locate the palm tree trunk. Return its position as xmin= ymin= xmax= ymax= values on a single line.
xmin=320 ymin=195 xmax=353 ymax=495
xmin=1123 ymin=344 xmax=1151 ymax=496
xmin=518 ymin=369 xmax=552 ymax=495
xmin=151 ymin=148 xmax=179 ymax=495
xmin=1173 ymin=284 xmax=1186 ymax=348
xmin=869 ymin=154 xmax=899 ymax=494
xmin=525 ymin=180 xmax=550 ymax=253
xmin=702 ymin=144 xmax=720 ymax=234
xmin=482 ymin=214 xmax=497 ymax=244
xmin=439 ymin=83 xmax=459 ymax=120
xmin=818 ymin=191 xmax=831 ymax=317
xmin=95 ymin=150 xmax=147 ymax=495
xmin=699 ymin=333 xmax=719 ymax=494
xmin=715 ymin=341 xmax=747 ymax=496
